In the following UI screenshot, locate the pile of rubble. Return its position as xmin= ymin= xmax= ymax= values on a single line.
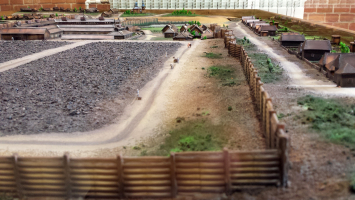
xmin=0 ymin=42 xmax=181 ymax=135
xmin=0 ymin=41 xmax=71 ymax=64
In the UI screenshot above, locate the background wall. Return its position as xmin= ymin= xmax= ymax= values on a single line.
xmin=0 ymin=0 xmax=109 ymax=14
xmin=303 ymin=0 xmax=355 ymax=31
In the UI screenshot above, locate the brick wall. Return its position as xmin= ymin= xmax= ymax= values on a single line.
xmin=304 ymin=0 xmax=355 ymax=31
xmin=0 ymin=0 xmax=109 ymax=14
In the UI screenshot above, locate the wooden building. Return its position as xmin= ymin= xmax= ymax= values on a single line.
xmin=164 ymin=28 xmax=178 ymax=38
xmin=258 ymin=25 xmax=277 ymax=36
xmin=0 ymin=28 xmax=50 ymax=40
xmin=334 ymin=54 xmax=355 ymax=87
xmin=173 ymin=32 xmax=193 ymax=41
xmin=108 ymin=30 xmax=133 ymax=39
xmin=57 ymin=25 xmax=115 ymax=34
xmin=280 ymin=33 xmax=305 ymax=47
xmin=162 ymin=24 xmax=178 ymax=33
xmin=319 ymin=53 xmax=343 ymax=79
xmin=245 ymin=19 xmax=261 ymax=26
xmin=299 ymin=40 xmax=332 ymax=61
xmin=190 ymin=25 xmax=204 ymax=36
xmin=242 ymin=16 xmax=255 ymax=24
xmin=55 ymin=18 xmax=117 ymax=25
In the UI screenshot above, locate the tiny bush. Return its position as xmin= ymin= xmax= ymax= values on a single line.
xmin=340 ymin=42 xmax=350 ymax=53
xmin=203 ymin=52 xmax=222 ymax=59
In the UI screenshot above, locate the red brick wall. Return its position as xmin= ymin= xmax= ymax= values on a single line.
xmin=0 ymin=0 xmax=109 ymax=14
xmin=304 ymin=0 xmax=355 ymax=31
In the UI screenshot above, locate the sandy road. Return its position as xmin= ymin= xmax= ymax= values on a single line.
xmin=0 ymin=40 xmax=194 ymax=156
xmin=232 ymin=22 xmax=355 ymax=97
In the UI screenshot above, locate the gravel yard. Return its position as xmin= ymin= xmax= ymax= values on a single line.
xmin=0 ymin=41 xmax=71 ymax=64
xmin=0 ymin=41 xmax=181 ymax=135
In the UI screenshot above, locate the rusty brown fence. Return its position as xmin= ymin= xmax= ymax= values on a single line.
xmin=0 ymin=146 xmax=288 ymax=199
xmin=227 ymin=41 xmax=288 ymax=150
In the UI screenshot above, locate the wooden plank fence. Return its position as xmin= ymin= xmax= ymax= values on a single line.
xmin=0 ymin=145 xmax=288 ymax=199
xmin=227 ymin=40 xmax=289 ymax=150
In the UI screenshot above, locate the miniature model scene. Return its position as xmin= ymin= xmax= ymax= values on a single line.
xmin=0 ymin=1 xmax=355 ymax=199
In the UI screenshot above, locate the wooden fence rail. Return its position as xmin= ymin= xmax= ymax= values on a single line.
xmin=0 ymin=146 xmax=288 ymax=199
xmin=227 ymin=40 xmax=288 ymax=150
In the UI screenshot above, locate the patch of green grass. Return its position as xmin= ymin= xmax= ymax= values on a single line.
xmin=210 ymin=46 xmax=218 ymax=48
xmin=248 ymin=53 xmax=283 ymax=83
xmin=203 ymin=52 xmax=223 ymax=59
xmin=297 ymin=95 xmax=355 ymax=147
xmin=121 ymin=13 xmax=155 ymax=17
xmin=277 ymin=113 xmax=285 ymax=119
xmin=140 ymin=27 xmax=163 ymax=32
xmin=207 ymin=65 xmax=240 ymax=86
xmin=157 ymin=120 xmax=226 ymax=155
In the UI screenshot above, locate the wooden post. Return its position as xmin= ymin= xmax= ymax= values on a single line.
xmin=64 ymin=153 xmax=72 ymax=199
xmin=276 ymin=123 xmax=286 ymax=148
xmin=117 ymin=154 xmax=125 ymax=198
xmin=269 ymin=110 xmax=277 ymax=148
xmin=223 ymin=148 xmax=231 ymax=195
xmin=170 ymin=153 xmax=177 ymax=197
xmin=279 ymin=134 xmax=289 ymax=187
xmin=13 ymin=153 xmax=23 ymax=199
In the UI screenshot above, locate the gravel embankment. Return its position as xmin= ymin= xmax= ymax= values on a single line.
xmin=0 ymin=42 xmax=181 ymax=135
xmin=0 ymin=41 xmax=71 ymax=64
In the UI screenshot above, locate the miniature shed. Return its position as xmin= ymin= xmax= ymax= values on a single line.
xmin=57 ymin=25 xmax=115 ymax=34
xmin=0 ymin=28 xmax=50 ymax=40
xmin=334 ymin=54 xmax=355 ymax=87
xmin=108 ymin=30 xmax=133 ymax=39
xmin=280 ymin=33 xmax=305 ymax=47
xmin=299 ymin=40 xmax=332 ymax=61
xmin=162 ymin=24 xmax=178 ymax=33
xmin=258 ymin=25 xmax=277 ymax=36
xmin=319 ymin=53 xmax=343 ymax=78
xmin=190 ymin=25 xmax=204 ymax=35
xmin=173 ymin=32 xmax=193 ymax=41
xmin=164 ymin=28 xmax=178 ymax=38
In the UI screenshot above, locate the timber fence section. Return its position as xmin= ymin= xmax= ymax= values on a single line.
xmin=226 ymin=41 xmax=289 ymax=151
xmin=0 ymin=146 xmax=289 ymax=198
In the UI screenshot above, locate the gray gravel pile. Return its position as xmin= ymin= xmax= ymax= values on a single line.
xmin=0 ymin=41 xmax=71 ymax=64
xmin=0 ymin=41 xmax=181 ymax=135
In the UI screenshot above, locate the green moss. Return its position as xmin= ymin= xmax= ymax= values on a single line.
xmin=248 ymin=53 xmax=283 ymax=83
xmin=158 ymin=120 xmax=226 ymax=155
xmin=297 ymin=95 xmax=355 ymax=147
xmin=203 ymin=52 xmax=223 ymax=59
xmin=207 ymin=65 xmax=240 ymax=86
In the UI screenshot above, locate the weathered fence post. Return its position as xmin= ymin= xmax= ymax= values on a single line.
xmin=279 ymin=133 xmax=289 ymax=187
xmin=13 ymin=153 xmax=23 ymax=199
xmin=117 ymin=154 xmax=125 ymax=198
xmin=276 ymin=123 xmax=286 ymax=148
xmin=268 ymin=110 xmax=277 ymax=148
xmin=64 ymin=152 xmax=72 ymax=199
xmin=170 ymin=153 xmax=177 ymax=197
xmin=223 ymin=148 xmax=231 ymax=195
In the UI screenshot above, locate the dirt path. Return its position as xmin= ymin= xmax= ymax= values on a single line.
xmin=0 ymin=41 xmax=92 ymax=72
xmin=232 ymin=22 xmax=355 ymax=97
xmin=0 ymin=40 xmax=191 ymax=157
xmin=230 ymin=22 xmax=355 ymax=200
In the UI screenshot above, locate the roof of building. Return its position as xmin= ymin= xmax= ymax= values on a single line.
xmin=242 ymin=16 xmax=255 ymax=19
xmin=162 ymin=24 xmax=178 ymax=33
xmin=246 ymin=19 xmax=261 ymax=24
xmin=108 ymin=30 xmax=133 ymax=36
xmin=259 ymin=25 xmax=278 ymax=31
xmin=190 ymin=25 xmax=204 ymax=33
xmin=333 ymin=54 xmax=355 ymax=74
xmin=57 ymin=25 xmax=115 ymax=28
xmin=0 ymin=28 xmax=49 ymax=35
xmin=253 ymin=22 xmax=269 ymax=29
xmin=59 ymin=27 xmax=115 ymax=32
xmin=174 ymin=32 xmax=193 ymax=39
xmin=319 ymin=53 xmax=342 ymax=66
xmin=280 ymin=33 xmax=305 ymax=42
xmin=302 ymin=40 xmax=332 ymax=51
xmin=48 ymin=28 xmax=63 ymax=34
